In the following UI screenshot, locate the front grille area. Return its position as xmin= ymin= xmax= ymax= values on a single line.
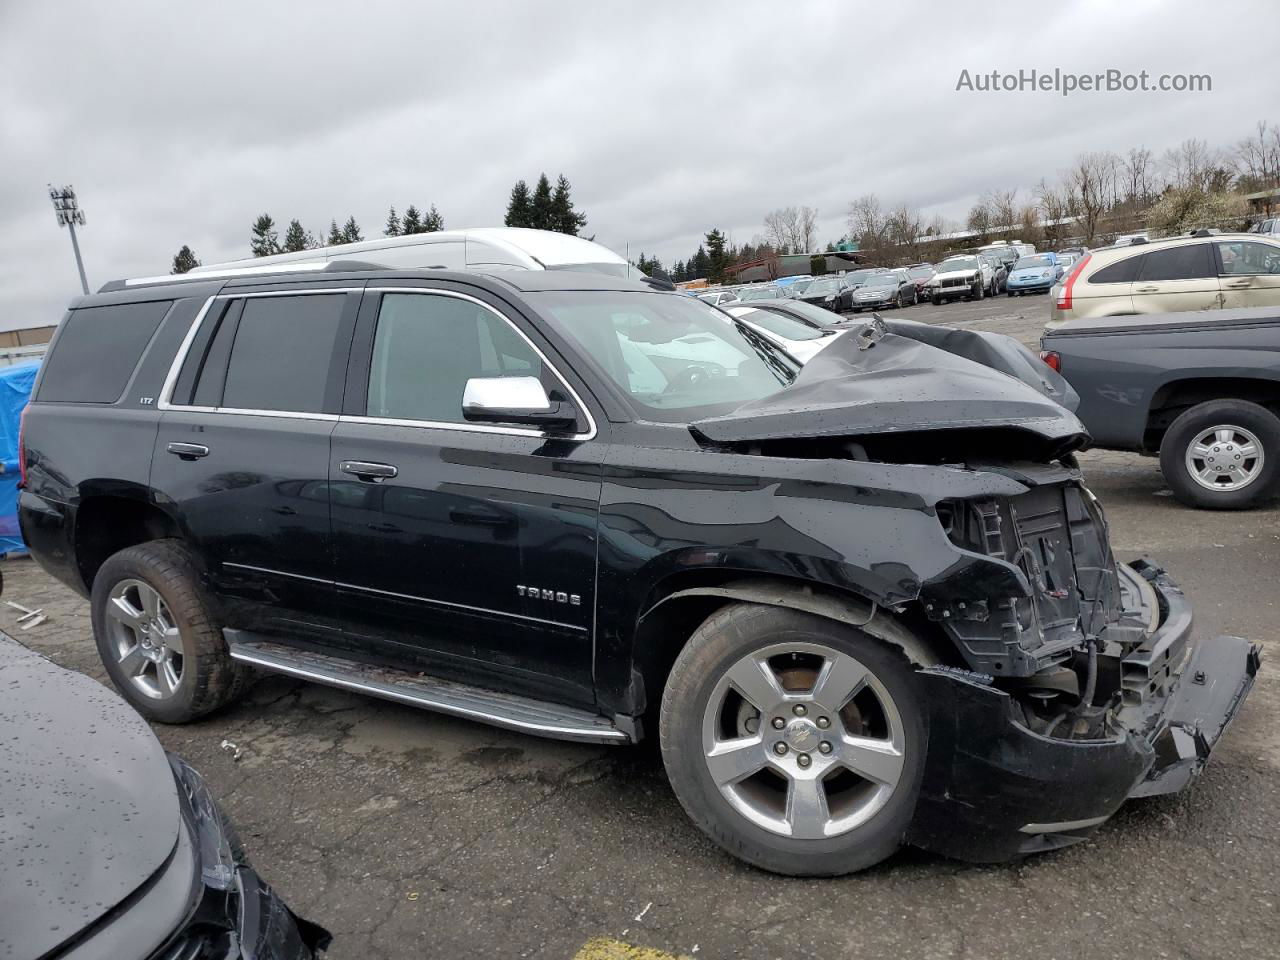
xmin=940 ymin=276 xmax=968 ymax=288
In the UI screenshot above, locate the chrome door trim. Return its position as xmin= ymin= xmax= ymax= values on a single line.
xmin=335 ymin=579 xmax=588 ymax=633
xmin=223 ymin=562 xmax=334 ymax=586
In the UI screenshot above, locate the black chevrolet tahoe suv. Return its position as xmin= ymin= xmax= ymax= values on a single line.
xmin=20 ymin=261 xmax=1259 ymax=876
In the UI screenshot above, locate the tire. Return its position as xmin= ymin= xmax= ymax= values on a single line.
xmin=1159 ymin=400 xmax=1280 ymax=510
xmin=91 ymin=539 xmax=251 ymax=723
xmin=659 ymin=603 xmax=928 ymax=876
xmin=1007 ymin=290 xmax=1014 ymax=297
xmin=931 ymin=295 xmax=941 ymax=306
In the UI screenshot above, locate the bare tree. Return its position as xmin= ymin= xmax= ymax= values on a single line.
xmin=1035 ymin=178 xmax=1073 ymax=246
xmin=886 ymin=204 xmax=924 ymax=260
xmin=848 ymin=194 xmax=890 ymax=258
xmin=989 ymin=189 xmax=1019 ymax=232
xmin=763 ymin=208 xmax=798 ymax=254
xmin=796 ymin=206 xmax=819 ymax=253
xmin=1122 ymin=147 xmax=1157 ymax=205
xmin=1163 ymin=138 xmax=1219 ymax=192
xmin=966 ymin=197 xmax=993 ymax=241
xmin=1065 ymin=153 xmax=1117 ymax=243
xmin=1234 ymin=120 xmax=1280 ymax=193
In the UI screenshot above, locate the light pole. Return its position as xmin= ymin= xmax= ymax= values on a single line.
xmin=48 ymin=185 xmax=89 ymax=295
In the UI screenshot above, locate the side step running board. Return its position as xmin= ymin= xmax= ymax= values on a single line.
xmin=224 ymin=631 xmax=632 ymax=745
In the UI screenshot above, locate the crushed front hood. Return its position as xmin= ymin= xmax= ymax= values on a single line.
xmin=692 ymin=320 xmax=1089 ymax=453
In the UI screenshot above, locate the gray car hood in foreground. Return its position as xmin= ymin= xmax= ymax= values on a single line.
xmin=693 ymin=319 xmax=1088 ymax=454
xmin=0 ymin=637 xmax=180 ymax=960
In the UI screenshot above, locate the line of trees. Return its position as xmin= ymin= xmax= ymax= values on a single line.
xmin=504 ymin=173 xmax=588 ymax=235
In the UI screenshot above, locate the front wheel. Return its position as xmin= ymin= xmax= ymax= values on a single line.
xmin=91 ymin=540 xmax=251 ymax=723
xmin=1159 ymin=400 xmax=1280 ymax=509
xmin=659 ymin=604 xmax=927 ymax=876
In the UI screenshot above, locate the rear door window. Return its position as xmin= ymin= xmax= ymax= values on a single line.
xmin=1216 ymin=241 xmax=1280 ymax=275
xmin=1088 ymin=255 xmax=1143 ymax=285
xmin=1137 ymin=244 xmax=1214 ymax=282
xmin=38 ymin=301 xmax=171 ymax=403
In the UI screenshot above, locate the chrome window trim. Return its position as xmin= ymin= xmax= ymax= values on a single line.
xmin=157 ymin=288 xmax=362 ymax=418
xmin=361 ymin=286 xmax=597 ymax=441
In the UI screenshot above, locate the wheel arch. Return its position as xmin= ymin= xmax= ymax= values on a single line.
xmin=1145 ymin=375 xmax=1280 ymax=450
xmin=73 ymin=492 xmax=184 ymax=593
xmin=623 ymin=573 xmax=949 ymax=727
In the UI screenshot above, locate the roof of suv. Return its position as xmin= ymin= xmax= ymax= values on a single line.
xmin=1089 ymin=231 xmax=1272 ymax=258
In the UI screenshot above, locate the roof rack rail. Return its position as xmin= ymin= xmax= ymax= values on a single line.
xmin=121 ymin=258 xmax=390 ymax=288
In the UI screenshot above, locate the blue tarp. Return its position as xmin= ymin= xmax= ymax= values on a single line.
xmin=0 ymin=361 xmax=39 ymax=555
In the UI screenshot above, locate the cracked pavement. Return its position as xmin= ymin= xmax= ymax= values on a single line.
xmin=5 ymin=300 xmax=1280 ymax=959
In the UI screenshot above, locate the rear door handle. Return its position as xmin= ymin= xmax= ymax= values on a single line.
xmin=1224 ymin=278 xmax=1252 ymax=288
xmin=340 ymin=460 xmax=398 ymax=482
xmin=1134 ymin=285 xmax=1160 ymax=293
xmin=166 ymin=442 xmax=209 ymax=460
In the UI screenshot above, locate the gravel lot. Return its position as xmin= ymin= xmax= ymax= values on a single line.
xmin=7 ymin=293 xmax=1279 ymax=960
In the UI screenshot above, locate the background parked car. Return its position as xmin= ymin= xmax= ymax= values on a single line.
xmin=697 ymin=289 xmax=739 ymax=306
xmin=1251 ymin=216 xmax=1280 ymax=237
xmin=737 ymin=297 xmax=861 ymax=331
xmin=927 ymin=254 xmax=992 ymax=304
xmin=737 ymin=284 xmax=783 ymax=301
xmin=905 ymin=263 xmax=935 ymax=300
xmin=852 ymin=268 xmax=915 ymax=310
xmin=1042 ymin=303 xmax=1280 ymax=509
xmin=797 ymin=275 xmax=848 ymax=312
xmin=1049 ymin=233 xmax=1280 ymax=328
xmin=1006 ymin=252 xmax=1062 ymax=295
xmin=725 ymin=305 xmax=843 ymax=362
xmin=982 ymin=254 xmax=1008 ymax=294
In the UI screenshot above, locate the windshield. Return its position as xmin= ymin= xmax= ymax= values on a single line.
xmin=738 ymin=287 xmax=779 ymax=301
xmin=865 ymin=273 xmax=899 ymax=287
xmin=735 ymin=308 xmax=827 ymax=341
xmin=805 ymin=278 xmax=839 ymax=295
xmin=1015 ymin=255 xmax=1055 ymax=269
xmin=844 ymin=269 xmax=876 ymax=285
xmin=907 ymin=266 xmax=933 ymax=278
xmin=537 ymin=291 xmax=798 ymax=422
xmin=940 ymin=256 xmax=979 ymax=271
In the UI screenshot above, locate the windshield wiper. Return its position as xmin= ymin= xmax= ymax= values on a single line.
xmin=728 ymin=318 xmax=800 ymax=383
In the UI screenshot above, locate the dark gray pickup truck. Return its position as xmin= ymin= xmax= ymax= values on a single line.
xmin=1041 ymin=305 xmax=1280 ymax=508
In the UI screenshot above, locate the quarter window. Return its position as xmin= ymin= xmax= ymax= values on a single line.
xmin=38 ymin=301 xmax=171 ymax=403
xmin=1216 ymin=241 xmax=1280 ymax=275
xmin=365 ymin=293 xmax=546 ymax=424
xmin=219 ymin=295 xmax=346 ymax=413
xmin=1136 ymin=244 xmax=1214 ymax=282
xmin=1088 ymin=256 xmax=1143 ymax=285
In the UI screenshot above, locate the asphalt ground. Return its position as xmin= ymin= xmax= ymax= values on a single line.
xmin=6 ymin=289 xmax=1279 ymax=960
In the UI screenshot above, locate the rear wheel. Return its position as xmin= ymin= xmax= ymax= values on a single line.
xmin=659 ymin=603 xmax=927 ymax=876
xmin=1159 ymin=400 xmax=1280 ymax=509
xmin=91 ymin=540 xmax=251 ymax=722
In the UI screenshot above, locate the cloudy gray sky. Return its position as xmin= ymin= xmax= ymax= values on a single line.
xmin=1 ymin=0 xmax=1273 ymax=330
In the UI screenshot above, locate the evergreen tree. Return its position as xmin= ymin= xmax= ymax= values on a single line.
xmin=504 ymin=181 xmax=532 ymax=228
xmin=327 ymin=219 xmax=344 ymax=245
xmin=341 ymin=216 xmax=363 ymax=244
xmin=530 ymin=174 xmax=555 ymax=230
xmin=401 ymin=205 xmax=423 ymax=235
xmin=671 ymin=259 xmax=686 ymax=282
xmin=550 ymin=174 xmax=587 ymax=235
xmin=171 ymin=245 xmax=200 ymax=274
xmin=384 ymin=206 xmax=401 ymax=237
xmin=691 ymin=245 xmax=710 ymax=279
xmin=704 ymin=229 xmax=729 ymax=282
xmin=282 ymin=219 xmax=312 ymax=252
xmin=423 ymin=204 xmax=444 ymax=232
xmin=249 ymin=213 xmax=281 ymax=257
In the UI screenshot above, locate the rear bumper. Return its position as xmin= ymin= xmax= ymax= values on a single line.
xmin=908 ymin=562 xmax=1260 ymax=863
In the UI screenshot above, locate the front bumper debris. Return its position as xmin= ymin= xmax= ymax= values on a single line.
xmin=907 ymin=562 xmax=1260 ymax=863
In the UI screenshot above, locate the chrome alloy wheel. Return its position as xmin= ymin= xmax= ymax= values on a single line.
xmin=1184 ymin=424 xmax=1265 ymax=492
xmin=106 ymin=579 xmax=185 ymax=700
xmin=701 ymin=642 xmax=906 ymax=840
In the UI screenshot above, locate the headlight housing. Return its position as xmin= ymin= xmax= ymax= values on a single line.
xmin=169 ymin=755 xmax=238 ymax=890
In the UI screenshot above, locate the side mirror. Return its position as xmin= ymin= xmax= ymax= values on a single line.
xmin=461 ymin=376 xmax=578 ymax=430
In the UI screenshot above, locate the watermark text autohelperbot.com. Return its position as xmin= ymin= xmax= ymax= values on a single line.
xmin=956 ymin=68 xmax=1211 ymax=96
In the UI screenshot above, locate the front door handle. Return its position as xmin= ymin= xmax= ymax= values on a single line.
xmin=167 ymin=442 xmax=209 ymax=460
xmin=1134 ymin=285 xmax=1160 ymax=293
xmin=340 ymin=460 xmax=398 ymax=482
xmin=1224 ymin=278 xmax=1252 ymax=288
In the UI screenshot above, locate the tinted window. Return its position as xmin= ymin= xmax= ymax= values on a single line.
xmin=1089 ymin=255 xmax=1142 ymax=285
xmin=1137 ymin=244 xmax=1214 ymax=282
xmin=221 ymin=295 xmax=346 ymax=412
xmin=38 ymin=300 xmax=171 ymax=403
xmin=1217 ymin=241 xmax=1280 ymax=275
xmin=736 ymin=309 xmax=826 ymax=341
xmin=366 ymin=293 xmax=545 ymax=423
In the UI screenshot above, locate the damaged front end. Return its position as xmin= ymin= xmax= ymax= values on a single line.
xmin=689 ymin=320 xmax=1261 ymax=862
